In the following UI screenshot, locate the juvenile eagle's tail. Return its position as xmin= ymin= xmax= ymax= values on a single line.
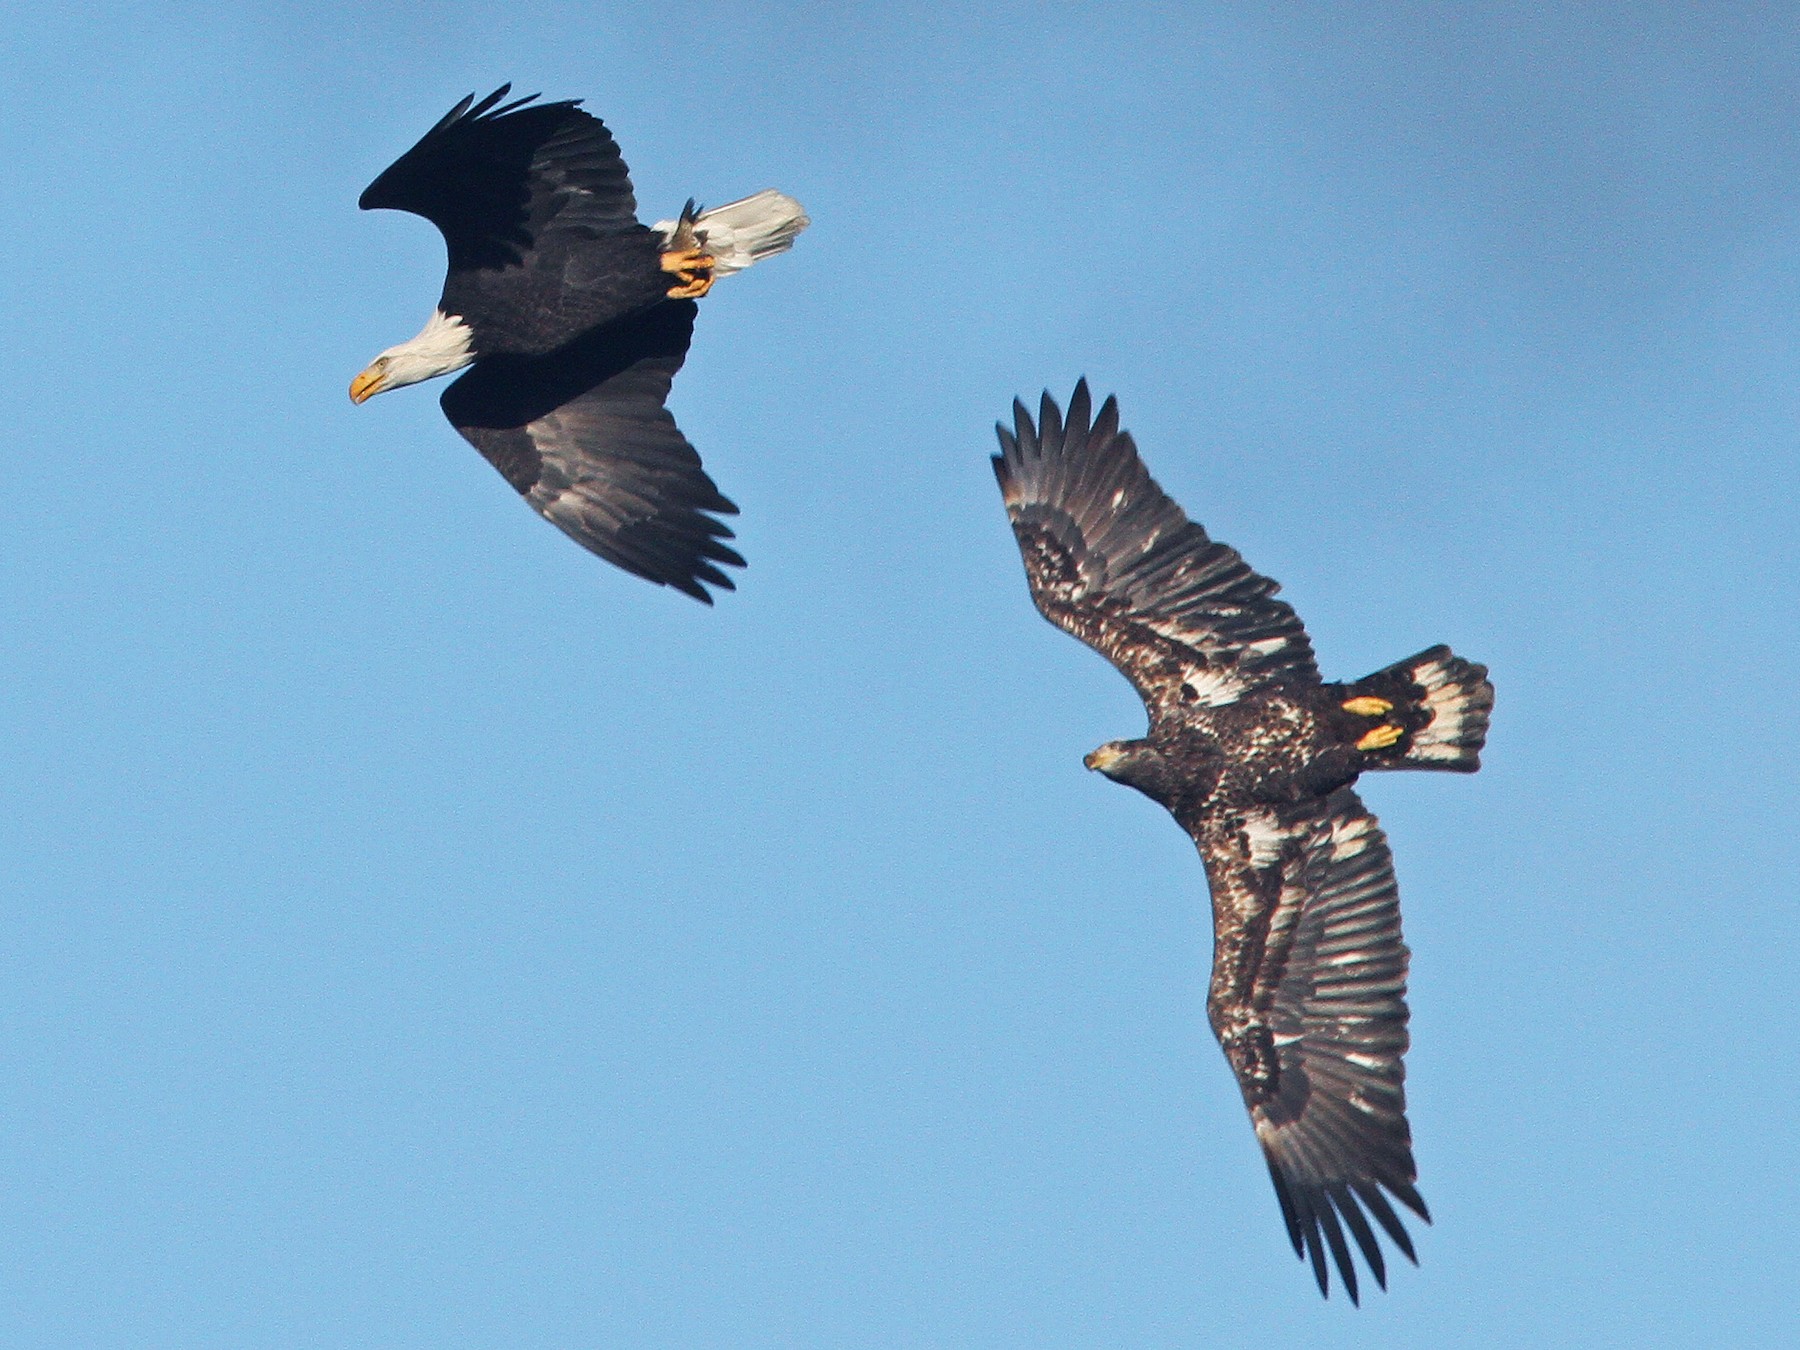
xmin=653 ymin=190 xmax=810 ymax=276
xmin=1342 ymin=645 xmax=1493 ymax=773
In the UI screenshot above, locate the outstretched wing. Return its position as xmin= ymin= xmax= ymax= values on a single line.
xmin=1197 ymin=787 xmax=1426 ymax=1303
xmin=992 ymin=382 xmax=1317 ymax=719
xmin=439 ymin=301 xmax=743 ymax=602
xmin=359 ymin=85 xmax=641 ymax=272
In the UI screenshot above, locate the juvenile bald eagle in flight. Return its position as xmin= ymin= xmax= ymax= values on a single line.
xmin=350 ymin=86 xmax=808 ymax=601
xmin=993 ymin=383 xmax=1493 ymax=1303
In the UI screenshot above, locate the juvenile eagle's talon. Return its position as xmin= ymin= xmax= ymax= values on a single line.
xmin=1342 ymin=696 xmax=1393 ymax=716
xmin=1356 ymin=724 xmax=1405 ymax=751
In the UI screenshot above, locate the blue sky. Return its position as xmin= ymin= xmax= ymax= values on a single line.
xmin=2 ymin=3 xmax=1797 ymax=1346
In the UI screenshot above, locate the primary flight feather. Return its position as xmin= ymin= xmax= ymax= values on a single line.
xmin=350 ymin=86 xmax=808 ymax=601
xmin=993 ymin=382 xmax=1493 ymax=1303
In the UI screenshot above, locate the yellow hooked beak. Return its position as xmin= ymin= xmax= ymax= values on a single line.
xmin=348 ymin=365 xmax=386 ymax=404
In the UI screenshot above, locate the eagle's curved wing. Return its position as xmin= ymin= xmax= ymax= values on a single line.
xmin=1197 ymin=787 xmax=1426 ymax=1303
xmin=992 ymin=382 xmax=1318 ymax=718
xmin=439 ymin=301 xmax=743 ymax=602
xmin=359 ymin=85 xmax=641 ymax=272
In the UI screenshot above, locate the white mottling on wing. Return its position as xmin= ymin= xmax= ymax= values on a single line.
xmin=1180 ymin=664 xmax=1243 ymax=707
xmin=1329 ymin=814 xmax=1377 ymax=861
xmin=1243 ymin=811 xmax=1287 ymax=867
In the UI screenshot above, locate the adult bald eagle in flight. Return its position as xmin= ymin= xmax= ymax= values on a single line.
xmin=993 ymin=384 xmax=1493 ymax=1303
xmin=350 ymin=86 xmax=808 ymax=601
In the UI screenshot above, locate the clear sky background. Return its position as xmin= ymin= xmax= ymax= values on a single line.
xmin=2 ymin=4 xmax=1797 ymax=1346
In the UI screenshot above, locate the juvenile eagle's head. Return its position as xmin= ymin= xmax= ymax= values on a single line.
xmin=349 ymin=310 xmax=475 ymax=403
xmin=1084 ymin=739 xmax=1176 ymax=800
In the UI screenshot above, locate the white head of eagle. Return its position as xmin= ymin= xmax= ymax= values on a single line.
xmin=349 ymin=310 xmax=475 ymax=403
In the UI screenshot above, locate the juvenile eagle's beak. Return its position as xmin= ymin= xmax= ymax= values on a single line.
xmin=348 ymin=366 xmax=385 ymax=404
xmin=1084 ymin=745 xmax=1123 ymax=773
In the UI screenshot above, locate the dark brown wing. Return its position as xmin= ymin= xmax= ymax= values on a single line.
xmin=1197 ymin=787 xmax=1425 ymax=1303
xmin=359 ymin=85 xmax=641 ymax=272
xmin=439 ymin=301 xmax=743 ymax=602
xmin=992 ymin=382 xmax=1318 ymax=720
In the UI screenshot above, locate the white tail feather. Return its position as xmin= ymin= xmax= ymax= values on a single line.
xmin=1354 ymin=646 xmax=1493 ymax=773
xmin=653 ymin=190 xmax=810 ymax=275
xmin=1404 ymin=653 xmax=1492 ymax=768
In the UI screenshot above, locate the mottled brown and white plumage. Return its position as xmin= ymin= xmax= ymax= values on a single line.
xmin=992 ymin=382 xmax=1493 ymax=1303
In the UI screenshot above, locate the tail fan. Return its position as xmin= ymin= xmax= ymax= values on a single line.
xmin=1344 ymin=645 xmax=1493 ymax=772
xmin=652 ymin=190 xmax=810 ymax=275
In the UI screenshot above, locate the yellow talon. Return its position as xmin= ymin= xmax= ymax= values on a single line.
xmin=1342 ymin=696 xmax=1393 ymax=716
xmin=659 ymin=245 xmax=717 ymax=298
xmin=659 ymin=246 xmax=710 ymax=274
xmin=1356 ymin=724 xmax=1404 ymax=751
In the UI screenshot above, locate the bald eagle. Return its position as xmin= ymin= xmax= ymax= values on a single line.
xmin=993 ymin=383 xmax=1493 ymax=1303
xmin=350 ymin=86 xmax=808 ymax=602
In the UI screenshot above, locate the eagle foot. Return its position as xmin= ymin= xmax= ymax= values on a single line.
xmin=661 ymin=246 xmax=716 ymax=299
xmin=1342 ymin=695 xmax=1393 ymax=716
xmin=1356 ymin=724 xmax=1405 ymax=751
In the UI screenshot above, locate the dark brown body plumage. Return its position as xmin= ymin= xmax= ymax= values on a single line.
xmin=994 ymin=383 xmax=1493 ymax=1303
